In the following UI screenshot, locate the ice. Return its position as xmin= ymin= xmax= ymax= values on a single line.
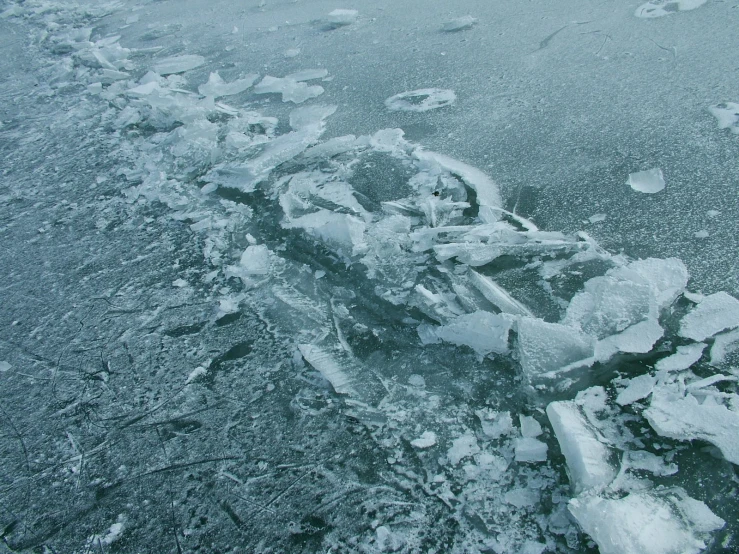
xmin=645 ymin=382 xmax=739 ymax=465
xmin=616 ymin=373 xmax=657 ymax=406
xmin=253 ymin=75 xmax=324 ymax=104
xmin=384 ymin=89 xmax=457 ymax=113
xmin=375 ymin=526 xmax=405 ymax=552
xmin=434 ymin=311 xmax=512 ymax=356
xmin=504 ymin=488 xmax=539 ymax=508
xmin=514 ymin=437 xmax=548 ymax=463
xmin=298 ymin=344 xmax=356 ymax=396
xmin=710 ymin=328 xmax=739 ymax=366
xmin=0 ymin=361 xmax=11 ymax=372
xmin=655 ymin=343 xmax=706 ymax=372
xmin=441 ymin=16 xmax=478 ymax=32
xmin=635 ymin=0 xmax=707 ymax=18
xmin=624 ymin=450 xmax=678 ymax=476
xmin=569 ymin=488 xmax=724 ymax=554
xmin=709 ymin=102 xmax=739 ymax=134
xmin=238 ymin=245 xmax=271 ymax=275
xmin=587 ymin=213 xmax=606 ymax=224
xmin=546 ymin=400 xmax=616 ymax=494
xmin=680 ymin=292 xmax=739 ymax=341
xmin=284 ymin=48 xmax=301 ymax=58
xmin=285 ymin=211 xmax=367 ymax=256
xmin=628 ymin=168 xmax=665 ymax=193
xmin=153 ymin=54 xmax=205 ymax=75
xmin=607 ymin=257 xmax=688 ymax=310
xmin=447 ymin=434 xmax=480 ymax=465
xmin=476 ymin=409 xmax=514 ymax=439
xmin=595 ymin=318 xmax=664 ymax=360
xmin=198 ymin=72 xmax=258 ymax=97
xmin=410 ymin=431 xmax=437 ymax=449
xmin=519 ymin=415 xmax=542 ymax=438
xmin=286 ymin=69 xmax=329 ymax=81
xmin=326 ymin=9 xmax=358 ymax=28
xmin=185 ymin=366 xmax=207 ymax=385
xmin=468 ymin=270 xmax=533 ymax=317
xmin=517 ymin=318 xmax=595 ymax=379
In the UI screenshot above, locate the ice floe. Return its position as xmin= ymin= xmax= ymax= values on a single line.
xmin=635 ymin=0 xmax=707 ymax=18
xmin=679 ymin=291 xmax=739 ymax=341
xmin=628 ymin=167 xmax=665 ymax=193
xmin=153 ymin=54 xmax=205 ymax=75
xmin=385 ymin=88 xmax=456 ymax=113
xmin=709 ymin=102 xmax=739 ymax=134
xmin=441 ymin=16 xmax=478 ymax=32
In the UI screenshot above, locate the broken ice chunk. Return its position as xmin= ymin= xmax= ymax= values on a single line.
xmin=514 ymin=437 xmax=548 ymax=463
xmin=441 ymin=16 xmax=478 ymax=32
xmin=153 ymin=54 xmax=205 ymax=75
xmin=504 ymin=487 xmax=539 ymax=508
xmin=434 ymin=311 xmax=512 ymax=356
xmin=0 ymin=361 xmax=11 ymax=372
xmin=708 ymin=102 xmax=739 ymax=134
xmin=198 ymin=71 xmax=258 ymax=97
xmin=569 ymin=488 xmax=724 ymax=554
xmin=238 ymin=245 xmax=271 ymax=275
xmin=410 ymin=431 xmax=437 ymax=449
xmin=547 ymin=400 xmax=616 ymax=494
xmin=517 ymin=318 xmax=595 ymax=379
xmin=384 ymin=89 xmax=457 ymax=113
xmin=679 ymin=291 xmax=739 ymax=341
xmin=326 ymin=9 xmax=358 ymax=28
xmin=635 ymin=0 xmax=708 ymax=18
xmin=447 ymin=434 xmax=480 ymax=465
xmin=654 ymin=343 xmax=706 ymax=372
xmin=710 ymin=328 xmax=739 ymax=366
xmin=475 ymin=409 xmax=513 ymax=439
xmin=519 ymin=415 xmax=543 ymax=438
xmin=616 ymin=373 xmax=657 ymax=406
xmin=595 ymin=318 xmax=664 ymax=361
xmin=625 ymin=450 xmax=678 ymax=476
xmin=607 ymin=257 xmax=688 ymax=311
xmin=628 ymin=168 xmax=665 ymax=193
xmin=253 ymin=75 xmax=324 ymax=104
xmin=645 ymin=382 xmax=739 ymax=465
xmin=298 ymin=344 xmax=356 ymax=396
xmin=468 ymin=270 xmax=533 ymax=317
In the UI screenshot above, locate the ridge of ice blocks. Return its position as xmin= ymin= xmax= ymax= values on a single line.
xmin=385 ymin=89 xmax=456 ymax=113
xmin=326 ymin=9 xmax=358 ymax=28
xmin=635 ymin=0 xmax=707 ymax=18
xmin=546 ymin=400 xmax=616 ymax=494
xmin=433 ymin=311 xmax=512 ymax=356
xmin=198 ymin=72 xmax=258 ymax=97
xmin=153 ymin=54 xmax=205 ymax=75
xmin=709 ymin=102 xmax=739 ymax=134
xmin=645 ymin=381 xmax=739 ymax=465
xmin=679 ymin=291 xmax=739 ymax=341
xmin=628 ymin=167 xmax=665 ymax=193
xmin=569 ymin=488 xmax=724 ymax=554
xmin=441 ymin=16 xmax=478 ymax=32
xmin=253 ymin=75 xmax=324 ymax=104
xmin=517 ymin=318 xmax=595 ymax=379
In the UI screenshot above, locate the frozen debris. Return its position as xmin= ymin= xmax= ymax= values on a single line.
xmin=519 ymin=415 xmax=543 ymax=438
xmin=153 ymin=54 xmax=205 ymax=75
xmin=587 ymin=213 xmax=607 ymax=224
xmin=238 ymin=245 xmax=272 ymax=275
xmin=89 ymin=516 xmax=126 ymax=547
xmin=569 ymin=488 xmax=724 ymax=554
xmin=253 ymin=75 xmax=324 ymax=103
xmin=708 ymin=102 xmax=739 ymax=134
xmin=0 ymin=361 xmax=11 ymax=372
xmin=694 ymin=230 xmax=709 ymax=239
xmin=185 ymin=366 xmax=207 ymax=384
xmin=514 ymin=437 xmax=548 ymax=463
xmin=284 ymin=48 xmax=301 ymax=58
xmin=517 ymin=318 xmax=595 ymax=379
xmin=624 ymin=450 xmax=678 ymax=476
xmin=172 ymin=278 xmax=188 ymax=287
xmin=645 ymin=382 xmax=739 ymax=465
xmin=298 ymin=344 xmax=356 ymax=396
xmin=468 ymin=270 xmax=533 ymax=317
xmin=447 ymin=433 xmax=480 ymax=465
xmin=607 ymin=257 xmax=688 ymax=311
xmin=710 ymin=328 xmax=739 ymax=366
xmin=595 ymin=318 xmax=664 ymax=360
xmin=441 ymin=16 xmax=478 ymax=32
xmin=679 ymin=291 xmax=739 ymax=341
xmin=504 ymin=488 xmax=539 ymax=508
xmin=655 ymin=343 xmax=706 ymax=372
xmin=198 ymin=71 xmax=258 ymax=97
xmin=434 ymin=311 xmax=512 ymax=356
xmin=628 ymin=168 xmax=665 ymax=193
xmin=376 ymin=526 xmax=406 ymax=552
xmin=476 ymin=409 xmax=514 ymax=439
xmin=326 ymin=9 xmax=358 ymax=28
xmin=410 ymin=431 xmax=437 ymax=449
xmin=384 ymin=89 xmax=457 ymax=113
xmin=707 ymin=209 xmax=721 ymax=218
xmin=616 ymin=373 xmax=657 ymax=406
xmin=636 ymin=0 xmax=708 ymax=18
xmin=547 ymin=400 xmax=616 ymax=494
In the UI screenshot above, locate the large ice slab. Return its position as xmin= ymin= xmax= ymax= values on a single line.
xmin=679 ymin=291 xmax=739 ymax=341
xmin=517 ymin=318 xmax=595 ymax=378
xmin=153 ymin=54 xmax=205 ymax=75
xmin=655 ymin=343 xmax=706 ymax=372
xmin=569 ymin=488 xmax=724 ymax=554
xmin=434 ymin=311 xmax=512 ymax=356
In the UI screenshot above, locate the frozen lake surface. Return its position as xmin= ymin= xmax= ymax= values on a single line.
xmin=0 ymin=0 xmax=738 ymax=552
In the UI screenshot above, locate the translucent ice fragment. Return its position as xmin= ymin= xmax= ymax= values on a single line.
xmin=628 ymin=168 xmax=665 ymax=193
xmin=654 ymin=343 xmax=706 ymax=371
xmin=475 ymin=409 xmax=513 ymax=439
xmin=636 ymin=0 xmax=707 ymax=18
xmin=411 ymin=431 xmax=437 ymax=449
xmin=0 ymin=361 xmax=11 ymax=372
xmin=708 ymin=102 xmax=739 ymax=134
xmin=153 ymin=54 xmax=205 ymax=75
xmin=468 ymin=270 xmax=533 ymax=317
xmin=385 ymin=89 xmax=456 ymax=113
xmin=298 ymin=344 xmax=356 ymax=395
xmin=441 ymin=16 xmax=478 ymax=32
xmin=514 ymin=437 xmax=548 ymax=463
xmin=447 ymin=434 xmax=480 ymax=465
xmin=517 ymin=318 xmax=595 ymax=378
xmin=679 ymin=291 xmax=739 ymax=341
xmin=519 ymin=415 xmax=543 ymax=438
xmin=253 ymin=75 xmax=324 ymax=103
xmin=710 ymin=329 xmax=739 ymax=366
xmin=326 ymin=9 xmax=358 ymax=28
xmin=198 ymin=71 xmax=258 ymax=97
xmin=616 ymin=373 xmax=657 ymax=406
xmin=434 ymin=311 xmax=512 ymax=356
xmin=607 ymin=257 xmax=688 ymax=311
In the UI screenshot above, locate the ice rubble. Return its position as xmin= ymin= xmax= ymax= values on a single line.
xmin=384 ymin=89 xmax=457 ymax=113
xmin=198 ymin=72 xmax=258 ymax=98
xmin=628 ymin=167 xmax=665 ymax=193
xmin=253 ymin=72 xmax=326 ymax=104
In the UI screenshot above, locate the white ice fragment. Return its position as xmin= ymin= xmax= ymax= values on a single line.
xmin=298 ymin=344 xmax=356 ymax=395
xmin=434 ymin=311 xmax=512 ymax=356
xmin=517 ymin=318 xmax=595 ymax=379
xmin=284 ymin=48 xmax=301 ymax=58
xmin=186 ymin=366 xmax=207 ymax=384
xmin=646 ymin=383 xmax=739 ymax=465
xmin=546 ymin=400 xmax=616 ymax=494
xmin=635 ymin=0 xmax=707 ymax=18
xmin=289 ymin=104 xmax=338 ymax=131
xmin=476 ymin=409 xmax=513 ymax=439
xmin=694 ymin=230 xmax=709 ymax=239
xmin=595 ymin=318 xmax=664 ymax=360
xmin=172 ymin=278 xmax=188 ymax=287
xmin=628 ymin=168 xmax=665 ymax=193
xmin=707 ymin=209 xmax=721 ymax=218
xmin=679 ymin=291 xmax=739 ymax=341
xmin=588 ymin=213 xmax=607 ymax=223
xmin=686 ymin=374 xmax=737 ymax=393
xmin=504 ymin=488 xmax=539 ymax=508
xmin=710 ymin=329 xmax=739 ymax=366
xmin=0 ymin=361 xmax=11 ymax=372
xmin=616 ymin=373 xmax=657 ymax=406
xmin=514 ymin=437 xmax=548 ymax=463
xmin=441 ymin=16 xmax=478 ymax=32
xmin=468 ymin=270 xmax=533 ymax=317
xmin=607 ymin=257 xmax=688 ymax=311
xmin=655 ymin=343 xmax=706 ymax=372
xmin=253 ymin=75 xmax=324 ymax=104
xmin=625 ymin=450 xmax=678 ymax=476
xmin=519 ymin=415 xmax=542 ymax=438
xmin=708 ymin=102 xmax=739 ymax=134
xmin=447 ymin=434 xmax=480 ymax=465
xmin=411 ymin=431 xmax=437 ymax=449
xmin=569 ymin=488 xmax=724 ymax=554
xmin=153 ymin=54 xmax=205 ymax=75
xmin=238 ymin=245 xmax=272 ymax=275
xmin=126 ymin=81 xmax=162 ymax=97
xmin=384 ymin=89 xmax=456 ymax=113
xmin=326 ymin=9 xmax=358 ymax=28
xmin=376 ymin=526 xmax=405 ymax=552
xmin=198 ymin=72 xmax=258 ymax=97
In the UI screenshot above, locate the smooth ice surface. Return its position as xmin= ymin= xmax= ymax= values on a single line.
xmin=514 ymin=437 xmax=548 ymax=463
xmin=679 ymin=292 xmax=739 ymax=341
xmin=628 ymin=168 xmax=665 ymax=193
xmin=326 ymin=9 xmax=358 ymax=28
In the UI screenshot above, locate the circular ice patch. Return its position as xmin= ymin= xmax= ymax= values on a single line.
xmin=384 ymin=88 xmax=456 ymax=113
